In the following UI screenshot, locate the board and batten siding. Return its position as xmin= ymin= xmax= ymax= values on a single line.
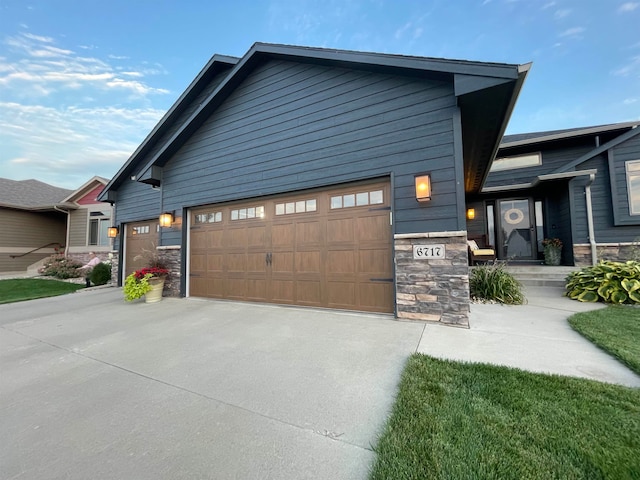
xmin=609 ymin=132 xmax=640 ymax=225
xmin=570 ymin=153 xmax=640 ymax=244
xmin=160 ymin=59 xmax=460 ymax=236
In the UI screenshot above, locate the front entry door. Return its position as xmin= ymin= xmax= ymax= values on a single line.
xmin=497 ymin=199 xmax=536 ymax=260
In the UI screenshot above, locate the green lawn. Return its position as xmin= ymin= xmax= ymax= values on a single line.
xmin=569 ymin=305 xmax=640 ymax=375
xmin=0 ymin=278 xmax=85 ymax=304
xmin=370 ymin=354 xmax=640 ymax=480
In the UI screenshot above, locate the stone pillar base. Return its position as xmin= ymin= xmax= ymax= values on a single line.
xmin=395 ymin=231 xmax=470 ymax=327
xmin=574 ymin=242 xmax=640 ymax=267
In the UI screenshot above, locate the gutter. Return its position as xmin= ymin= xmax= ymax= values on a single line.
xmin=584 ymin=173 xmax=597 ymax=266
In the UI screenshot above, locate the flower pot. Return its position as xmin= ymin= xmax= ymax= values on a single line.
xmin=144 ymin=278 xmax=165 ymax=303
xmin=544 ymin=246 xmax=561 ymax=266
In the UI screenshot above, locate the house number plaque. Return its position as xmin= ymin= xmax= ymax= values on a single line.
xmin=413 ymin=244 xmax=445 ymax=259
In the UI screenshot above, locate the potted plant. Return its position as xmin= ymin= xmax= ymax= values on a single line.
xmin=123 ymin=266 xmax=169 ymax=303
xmin=542 ymin=237 xmax=563 ymax=266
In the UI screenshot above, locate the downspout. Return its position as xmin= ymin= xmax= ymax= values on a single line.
xmin=54 ymin=205 xmax=71 ymax=256
xmin=584 ymin=173 xmax=597 ymax=265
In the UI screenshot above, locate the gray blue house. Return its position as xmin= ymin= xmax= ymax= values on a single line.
xmin=466 ymin=121 xmax=640 ymax=266
xmin=99 ymin=43 xmax=532 ymax=326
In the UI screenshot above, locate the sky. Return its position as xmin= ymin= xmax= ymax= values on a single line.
xmin=0 ymin=0 xmax=639 ymax=189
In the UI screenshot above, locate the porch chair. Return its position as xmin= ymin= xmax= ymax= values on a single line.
xmin=467 ymin=235 xmax=496 ymax=265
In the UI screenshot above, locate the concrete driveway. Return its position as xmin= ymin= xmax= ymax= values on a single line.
xmin=0 ymin=289 xmax=424 ymax=480
xmin=2 ymin=286 xmax=639 ymax=479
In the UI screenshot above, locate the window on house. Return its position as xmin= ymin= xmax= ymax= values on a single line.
xmin=89 ymin=212 xmax=110 ymax=246
xmin=626 ymin=160 xmax=640 ymax=215
xmin=230 ymin=206 xmax=265 ymax=221
xmin=490 ymin=152 xmax=541 ymax=172
xmin=330 ymin=189 xmax=384 ymax=209
xmin=275 ymin=198 xmax=317 ymax=215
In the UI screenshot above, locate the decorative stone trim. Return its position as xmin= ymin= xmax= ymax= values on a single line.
xmin=574 ymin=243 xmax=640 ymax=267
xmin=109 ymin=251 xmax=118 ymax=285
xmin=394 ymin=232 xmax=470 ymax=327
xmin=156 ymin=246 xmax=181 ymax=297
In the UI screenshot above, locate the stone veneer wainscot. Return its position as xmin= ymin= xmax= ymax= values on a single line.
xmin=394 ymin=231 xmax=470 ymax=327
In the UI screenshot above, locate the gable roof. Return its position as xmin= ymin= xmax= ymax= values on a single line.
xmin=98 ymin=54 xmax=239 ymax=200
xmin=0 ymin=178 xmax=74 ymax=211
xmin=553 ymin=125 xmax=640 ymax=173
xmin=61 ymin=175 xmax=109 ymax=204
xmin=501 ymin=121 xmax=640 ymax=149
xmin=100 ymin=43 xmax=530 ymax=200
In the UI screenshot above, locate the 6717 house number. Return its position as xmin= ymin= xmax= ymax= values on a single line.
xmin=413 ymin=244 xmax=445 ymax=259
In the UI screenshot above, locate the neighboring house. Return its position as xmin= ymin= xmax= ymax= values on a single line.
xmin=466 ymin=121 xmax=640 ymax=266
xmin=0 ymin=178 xmax=72 ymax=273
xmin=0 ymin=176 xmax=114 ymax=274
xmin=59 ymin=176 xmax=114 ymax=263
xmin=99 ymin=42 xmax=530 ymax=326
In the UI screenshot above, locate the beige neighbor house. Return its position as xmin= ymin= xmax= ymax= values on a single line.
xmin=0 ymin=176 xmax=114 ymax=274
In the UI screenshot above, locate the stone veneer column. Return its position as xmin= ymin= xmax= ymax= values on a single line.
xmin=156 ymin=246 xmax=181 ymax=297
xmin=109 ymin=251 xmax=119 ymax=285
xmin=394 ymin=231 xmax=469 ymax=327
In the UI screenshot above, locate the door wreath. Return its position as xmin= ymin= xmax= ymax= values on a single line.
xmin=504 ymin=208 xmax=525 ymax=225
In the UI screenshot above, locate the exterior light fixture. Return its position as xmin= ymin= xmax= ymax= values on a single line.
xmin=415 ymin=174 xmax=432 ymax=202
xmin=107 ymin=226 xmax=119 ymax=238
xmin=466 ymin=208 xmax=476 ymax=220
xmin=159 ymin=212 xmax=173 ymax=227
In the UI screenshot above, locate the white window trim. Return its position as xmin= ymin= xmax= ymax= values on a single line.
xmin=625 ymin=159 xmax=640 ymax=216
xmin=490 ymin=152 xmax=542 ymax=172
xmin=85 ymin=204 xmax=113 ymax=247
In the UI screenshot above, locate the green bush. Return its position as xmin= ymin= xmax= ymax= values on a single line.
xmin=89 ymin=262 xmax=112 ymax=286
xmin=565 ymin=260 xmax=640 ymax=304
xmin=470 ymin=262 xmax=525 ymax=304
xmin=39 ymin=254 xmax=83 ymax=279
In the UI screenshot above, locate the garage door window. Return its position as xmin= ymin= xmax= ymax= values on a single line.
xmin=195 ymin=212 xmax=222 ymax=224
xmin=331 ymin=189 xmax=384 ymax=209
xmin=275 ymin=198 xmax=317 ymax=215
xmin=231 ymin=206 xmax=265 ymax=220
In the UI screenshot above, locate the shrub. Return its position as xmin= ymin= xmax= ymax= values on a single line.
xmin=470 ymin=262 xmax=525 ymax=304
xmin=39 ymin=254 xmax=83 ymax=279
xmin=90 ymin=262 xmax=112 ymax=286
xmin=565 ymin=260 xmax=640 ymax=304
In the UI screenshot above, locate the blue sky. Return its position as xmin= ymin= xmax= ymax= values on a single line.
xmin=1 ymin=0 xmax=638 ymax=189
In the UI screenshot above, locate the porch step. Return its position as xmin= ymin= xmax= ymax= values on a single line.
xmin=503 ymin=265 xmax=577 ymax=288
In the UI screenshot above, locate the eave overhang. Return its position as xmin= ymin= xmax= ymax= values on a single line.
xmin=481 ymin=168 xmax=597 ymax=193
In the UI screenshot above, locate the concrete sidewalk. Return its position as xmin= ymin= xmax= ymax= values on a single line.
xmin=417 ymin=286 xmax=640 ymax=387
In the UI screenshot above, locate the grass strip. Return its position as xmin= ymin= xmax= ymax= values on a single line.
xmin=371 ymin=354 xmax=640 ymax=480
xmin=569 ymin=305 xmax=640 ymax=375
xmin=0 ymin=278 xmax=85 ymax=304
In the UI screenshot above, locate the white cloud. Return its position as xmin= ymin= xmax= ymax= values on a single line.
xmin=612 ymin=55 xmax=640 ymax=76
xmin=554 ymin=9 xmax=571 ymax=19
xmin=559 ymin=27 xmax=585 ymax=37
xmin=624 ymin=98 xmax=638 ymax=104
xmin=542 ymin=1 xmax=557 ymax=9
xmin=0 ymin=32 xmax=172 ymax=188
xmin=618 ymin=2 xmax=639 ymax=12
xmin=0 ymin=32 xmax=168 ymax=98
xmin=0 ymin=102 xmax=165 ymax=188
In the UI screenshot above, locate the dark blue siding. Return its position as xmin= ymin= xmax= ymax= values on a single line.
xmin=485 ymin=143 xmax=594 ymax=188
xmin=571 ymin=153 xmax=640 ymax=243
xmin=161 ymin=60 xmax=460 ymax=235
xmin=610 ymin=133 xmax=640 ymax=225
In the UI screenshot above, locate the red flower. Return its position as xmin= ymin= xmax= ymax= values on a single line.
xmin=133 ymin=266 xmax=169 ymax=280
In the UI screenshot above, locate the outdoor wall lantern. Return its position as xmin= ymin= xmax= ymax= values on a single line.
xmin=107 ymin=226 xmax=119 ymax=238
xmin=466 ymin=208 xmax=476 ymax=220
xmin=159 ymin=212 xmax=174 ymax=227
xmin=415 ymin=174 xmax=432 ymax=202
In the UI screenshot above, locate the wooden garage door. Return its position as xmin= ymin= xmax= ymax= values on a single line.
xmin=189 ymin=181 xmax=393 ymax=313
xmin=124 ymin=220 xmax=159 ymax=277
